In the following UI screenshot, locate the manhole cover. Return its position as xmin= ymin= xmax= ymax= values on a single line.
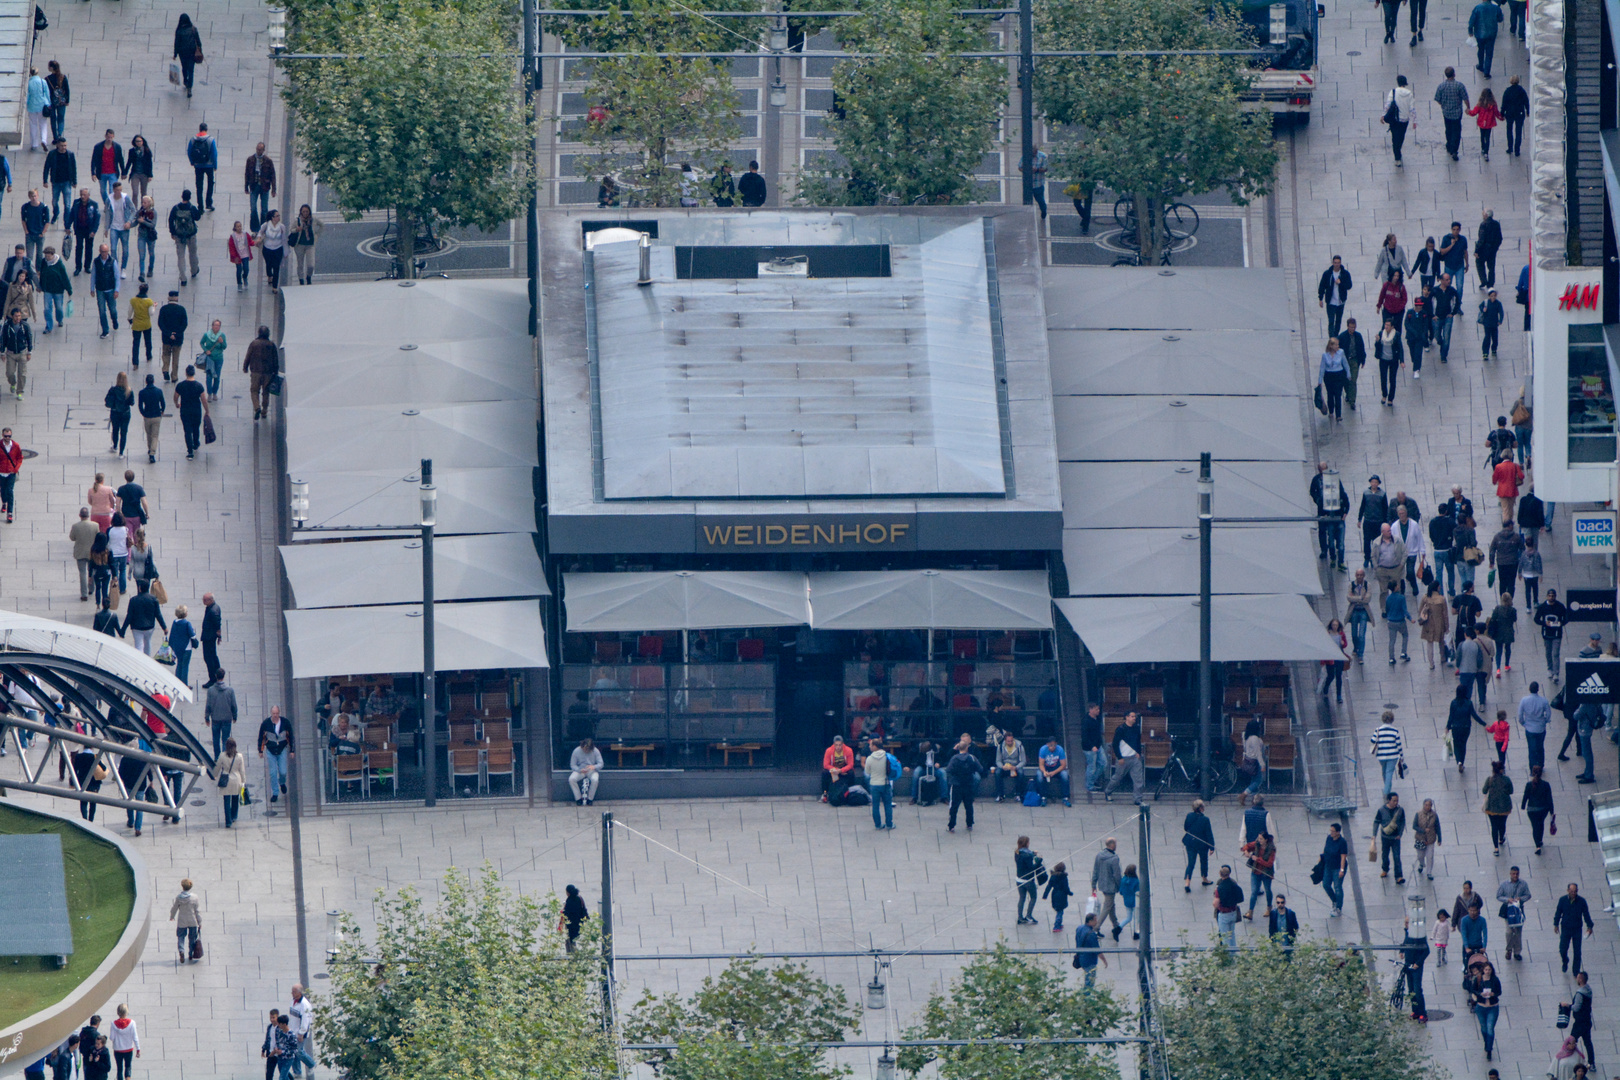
xmin=265 ymin=809 xmax=279 ymax=817
xmin=19 ymin=448 xmax=37 ymax=459
xmin=1382 ymin=703 xmax=1400 ymax=709
xmin=314 ymin=972 xmax=330 ymax=979
xmin=189 ymin=799 xmax=205 ymax=806
xmin=1347 ymin=49 xmax=1362 ymax=55
xmin=1423 ymin=1009 xmax=1454 ymax=1022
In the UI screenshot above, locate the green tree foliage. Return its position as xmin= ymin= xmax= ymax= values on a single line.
xmin=897 ymin=944 xmax=1126 ymax=1080
xmin=1038 ymin=0 xmax=1278 ymax=262
xmin=798 ymin=0 xmax=1005 ymax=206
xmin=623 ymin=955 xmax=862 ymax=1080
xmin=317 ymin=868 xmax=615 ymax=1080
xmin=1158 ymin=938 xmax=1440 ymax=1080
xmin=280 ymin=0 xmax=532 ymax=276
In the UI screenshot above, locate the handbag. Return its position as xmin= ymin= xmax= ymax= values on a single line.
xmin=107 ymin=582 xmax=120 ymax=610
xmin=194 ymin=45 xmax=205 ymax=62
xmin=1368 ymin=837 xmax=1378 ymax=862
xmin=1314 ymin=384 xmax=1327 ymax=415
xmin=151 ymin=578 xmax=168 ymax=605
xmin=1382 ymin=92 xmax=1401 ymax=125
xmin=1310 ymin=856 xmax=1325 ymax=885
xmin=1487 ymin=568 xmax=1496 ymax=588
xmin=1397 ymin=756 xmax=1407 ymax=779
xmin=64 ymin=298 xmax=72 ymax=319
xmin=266 ymin=373 xmax=283 ymax=396
xmin=1463 ymin=545 xmax=1485 ymax=565
xmin=240 ymin=783 xmax=252 ymax=806
xmin=203 ymin=414 xmax=216 ymax=444
xmin=217 ymin=767 xmax=229 ymax=789
xmin=1550 ymin=813 xmax=1558 ymax=836
xmin=190 ymin=935 xmax=203 ymax=960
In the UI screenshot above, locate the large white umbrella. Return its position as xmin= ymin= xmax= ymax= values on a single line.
xmin=1054 ymin=595 xmax=1343 ymax=664
xmin=563 ymin=571 xmax=810 ymax=631
xmin=283 ymin=600 xmax=548 ymax=679
xmin=1063 ymin=527 xmax=1322 ymax=596
xmin=808 ymin=570 xmax=1052 ymax=630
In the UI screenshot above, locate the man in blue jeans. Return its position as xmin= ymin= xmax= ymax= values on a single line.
xmin=1319 ymin=822 xmax=1349 ymax=916
xmin=1038 ymin=735 xmax=1071 ymax=806
xmin=91 ymin=242 xmax=119 ymax=338
xmin=865 ymin=739 xmax=898 ymax=830
xmin=258 ymin=706 xmax=293 ymax=802
xmin=269 ymin=1016 xmax=314 ymax=1079
xmin=1081 ymin=702 xmax=1107 ymax=796
xmin=1433 ymin=272 xmax=1461 ymax=363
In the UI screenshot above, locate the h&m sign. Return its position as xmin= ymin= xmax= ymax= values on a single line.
xmin=695 ymin=515 xmax=918 ymax=552
xmin=1560 ymin=283 xmax=1601 ymax=311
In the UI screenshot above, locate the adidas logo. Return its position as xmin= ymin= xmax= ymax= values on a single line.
xmin=1577 ymin=672 xmax=1608 ymax=694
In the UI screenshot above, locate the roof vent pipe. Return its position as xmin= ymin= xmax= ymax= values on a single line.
xmin=637 ymin=234 xmax=652 ymax=287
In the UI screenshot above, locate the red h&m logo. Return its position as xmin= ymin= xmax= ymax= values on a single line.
xmin=1560 ymin=283 xmax=1601 ymax=310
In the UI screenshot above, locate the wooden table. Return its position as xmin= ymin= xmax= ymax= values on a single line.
xmin=610 ymin=743 xmax=657 ymax=767
xmin=710 ymin=742 xmax=764 ymax=766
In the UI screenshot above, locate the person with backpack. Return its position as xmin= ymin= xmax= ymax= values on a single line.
xmin=44 ymin=60 xmax=69 ymax=143
xmin=186 ymin=123 xmax=217 ymax=212
xmin=1014 ymin=836 xmax=1045 ymax=925
xmin=167 ymin=190 xmax=201 ymax=285
xmin=1380 ymin=75 xmax=1415 ymax=165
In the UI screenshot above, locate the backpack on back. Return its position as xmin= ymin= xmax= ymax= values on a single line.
xmin=187 ymin=137 xmax=211 ymax=168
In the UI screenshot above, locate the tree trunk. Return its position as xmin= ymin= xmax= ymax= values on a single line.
xmin=398 ymin=207 xmax=417 ymax=280
xmin=1134 ymin=189 xmax=1162 ymax=267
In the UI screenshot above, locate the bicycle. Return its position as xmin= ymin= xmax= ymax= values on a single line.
xmin=1151 ymin=738 xmax=1240 ymax=800
xmin=1387 ymin=957 xmax=1408 ymax=1012
xmin=1113 ymin=195 xmax=1201 ymax=242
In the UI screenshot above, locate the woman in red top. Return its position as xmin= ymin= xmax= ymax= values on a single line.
xmin=1467 ymin=87 xmax=1502 ymax=161
xmin=1376 ymin=269 xmax=1409 ymax=327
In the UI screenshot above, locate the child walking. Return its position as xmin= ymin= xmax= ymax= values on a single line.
xmin=1118 ymin=864 xmax=1141 ymax=941
xmin=1488 ymin=709 xmax=1511 ymax=766
xmin=1043 ymin=862 xmax=1072 ymax=932
xmin=1431 ymin=909 xmax=1452 ymax=966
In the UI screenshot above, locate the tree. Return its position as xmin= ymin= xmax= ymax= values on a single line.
xmin=1038 ymin=0 xmax=1278 ymax=264
xmin=798 ymin=0 xmax=1005 ymax=206
xmin=280 ymin=0 xmax=533 ymax=277
xmin=897 ymin=944 xmax=1126 ymax=1080
xmin=1158 ymin=938 xmax=1439 ymax=1080
xmin=317 ymin=867 xmax=615 ymax=1080
xmin=549 ymin=0 xmax=745 ymax=207
xmin=623 ymin=955 xmax=862 ymax=1080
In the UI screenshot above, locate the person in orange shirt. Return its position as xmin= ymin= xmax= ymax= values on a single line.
xmin=821 ymin=735 xmax=855 ymax=803
xmin=1492 ymin=451 xmax=1525 ymax=523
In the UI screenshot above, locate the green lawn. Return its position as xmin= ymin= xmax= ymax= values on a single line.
xmin=0 ymin=804 xmax=136 ymax=1028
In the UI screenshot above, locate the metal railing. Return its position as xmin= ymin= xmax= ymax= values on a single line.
xmin=1300 ymin=730 xmax=1359 ymax=815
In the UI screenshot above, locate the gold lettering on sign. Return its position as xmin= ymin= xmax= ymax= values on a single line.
xmin=889 ymin=522 xmax=909 ymax=543
xmin=791 ymin=525 xmax=809 ymax=544
xmin=699 ymin=521 xmax=915 ymax=547
xmin=864 ymin=524 xmax=888 ymax=544
xmin=813 ymin=525 xmax=836 ymax=544
xmin=765 ymin=525 xmax=789 ymax=545
xmin=734 ymin=526 xmax=754 ymax=545
xmin=839 ymin=526 xmax=860 ymax=544
xmin=701 ymin=525 xmax=732 ymax=545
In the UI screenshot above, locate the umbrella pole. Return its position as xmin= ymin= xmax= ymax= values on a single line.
xmin=1198 ymin=452 xmax=1214 ymax=801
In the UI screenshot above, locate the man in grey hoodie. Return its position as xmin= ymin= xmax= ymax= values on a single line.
xmin=204 ymin=673 xmax=237 ymax=760
xmin=1091 ymin=837 xmax=1124 ymax=939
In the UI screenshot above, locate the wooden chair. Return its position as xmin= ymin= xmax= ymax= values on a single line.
xmin=1263 ymin=715 xmax=1292 ymax=739
xmin=1266 ymin=738 xmax=1297 ymax=782
xmin=988 ymin=634 xmax=1015 ymax=660
xmin=482 ymin=720 xmax=511 ymax=743
xmin=485 ymin=744 xmax=516 ymax=791
xmin=1013 ymin=631 xmax=1044 ymax=658
xmin=334 ymin=753 xmax=365 ymax=798
xmin=450 ymin=692 xmax=477 ymax=715
xmin=1223 ymin=685 xmax=1252 ymax=708
xmin=1256 ymin=687 xmax=1286 ymax=706
xmin=1138 ymin=686 xmax=1165 ymax=709
xmin=366 ymin=749 xmax=397 ymax=794
xmin=1143 ymin=728 xmax=1173 ymax=768
xmin=363 ymin=726 xmax=391 ymax=750
xmin=1103 ymin=684 xmax=1132 ymax=705
xmin=952 ymin=638 xmax=979 ymax=660
xmin=449 ymin=723 xmax=479 ymax=747
xmin=1103 ymin=713 xmax=1125 ymax=743
xmin=594 ymin=639 xmax=623 ymax=663
xmin=450 ymin=748 xmax=481 ymax=794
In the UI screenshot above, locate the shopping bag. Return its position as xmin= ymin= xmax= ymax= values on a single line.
xmin=107 ymin=582 xmax=120 ymax=610
xmin=64 ymin=298 xmax=72 ymax=319
xmin=265 ymin=373 xmax=283 ymax=396
xmin=1550 ymin=813 xmax=1558 ymax=836
xmin=151 ymin=578 xmax=168 ymax=605
xmin=190 ymin=935 xmax=203 ymax=960
xmin=154 ymin=638 xmax=176 ymax=665
xmin=203 ymin=414 xmax=216 ymax=444
xmin=1084 ymin=890 xmax=1100 ymax=917
xmin=1444 ymin=730 xmax=1455 ymax=760
xmin=169 ymin=61 xmax=181 ymax=85
xmin=1368 ymin=838 xmax=1378 ymax=862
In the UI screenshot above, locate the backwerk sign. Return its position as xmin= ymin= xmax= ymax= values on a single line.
xmin=695 ymin=515 xmax=918 ymax=552
xmin=1572 ymin=512 xmax=1617 ymax=554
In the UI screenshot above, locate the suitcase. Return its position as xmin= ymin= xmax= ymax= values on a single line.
xmin=916 ymin=771 xmax=941 ymax=806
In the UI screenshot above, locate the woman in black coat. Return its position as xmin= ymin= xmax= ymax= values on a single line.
xmin=1521 ymin=764 xmax=1554 ymax=853
xmin=173 ymin=14 xmax=203 ymax=98
xmin=1182 ymin=799 xmax=1217 ymax=892
xmin=1446 ymin=683 xmax=1486 ymax=771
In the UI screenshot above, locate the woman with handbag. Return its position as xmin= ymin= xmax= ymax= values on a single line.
xmin=1321 ymin=618 xmax=1349 ymax=702
xmin=169 ymin=604 xmax=196 ymax=685
xmin=1482 ymin=759 xmax=1514 ymax=855
xmin=1452 ymin=513 xmax=1481 ymax=593
xmin=289 ymin=204 xmax=321 ymax=286
xmin=127 ymin=528 xmax=158 ymax=594
xmin=214 ymin=737 xmax=247 ymax=828
xmin=168 ymin=878 xmax=202 ymax=963
xmin=173 ymin=15 xmax=203 ymax=99
xmin=1419 ymin=583 xmax=1450 ymax=669
xmin=88 ymin=531 xmax=112 ymax=606
xmin=1521 ymin=763 xmax=1554 ymax=853
xmin=123 ymin=135 xmax=153 ymax=206
xmin=1447 ymin=683 xmax=1487 ymax=771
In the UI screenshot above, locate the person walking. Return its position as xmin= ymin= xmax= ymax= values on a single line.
xmin=944 ymin=735 xmax=981 ymax=832
xmin=1403 ymin=295 xmax=1430 ymax=377
xmin=67 ymin=187 xmax=98 ymax=276
xmin=1241 ymin=831 xmax=1277 ymax=921
xmin=244 ymin=325 xmax=278 ymax=421
xmin=123 ymin=135 xmax=153 ymax=205
xmin=1567 ymin=971 xmax=1595 ymax=1064
xmin=258 ymin=706 xmax=292 ymax=803
xmin=167 ymin=190 xmax=201 ymax=286
xmin=169 ymin=604 xmax=196 ymax=684
xmin=1489 ymin=515 xmax=1524 ymax=599
xmin=1374 ymin=317 xmax=1404 ymax=405
xmin=91 ymin=242 xmax=119 ymax=339
xmin=1182 ymin=798 xmax=1215 ymax=891
xmin=87 ymin=471 xmax=116 ymax=532
xmin=168 ymin=878 xmax=200 ymax=964
xmin=288 ymin=984 xmax=318 ymax=1077
xmin=1480 ymin=289 xmax=1505 ymax=359
xmin=1502 ymin=75 xmax=1529 ymax=155
xmin=200 ymin=594 xmax=223 ymax=684
xmin=42 ymin=137 xmax=75 ymax=225
xmin=1468 ymin=87 xmax=1503 ymax=160
xmin=0 ymin=310 xmax=31 ymax=405
xmin=1469 ymin=0 xmax=1503 ymax=77
xmin=21 ymin=190 xmax=48 ymax=268
xmin=69 ymin=507 xmax=98 ymax=601
xmin=289 ymin=205 xmax=321 ymax=286
xmin=1319 ymin=821 xmax=1350 ymax=916
xmin=133 ymin=196 xmax=157 ymax=283
xmin=1433 ymin=272 xmax=1461 ymax=362
xmin=137 ymin=373 xmax=165 ymax=463
xmin=213 ymin=736 xmax=246 ymax=828
xmin=205 ymin=671 xmax=236 ymax=760
xmin=198 ymin=319 xmax=226 ymax=400
xmin=1467 ymin=957 xmax=1504 ymax=1060
xmin=1318 ymin=256 xmax=1353 ymax=337
xmin=1373 ymin=232 xmax=1409 ymax=282
xmin=1080 ymin=702 xmax=1105 ymax=797
xmin=1213 ymin=865 xmax=1244 ymax=952
xmin=228 ymin=221 xmax=254 ymax=292
xmin=1091 ymin=837 xmax=1124 ymax=939
xmin=243 ymin=142 xmax=275 ymax=232
xmin=738 ymin=160 xmax=767 ymax=206
xmin=1380 ymin=77 xmax=1415 ymax=165
xmin=119 ymin=580 xmax=165 ymax=655
xmin=107 ymin=182 xmax=134 ymax=272
xmin=173 ymin=364 xmax=208 ymax=460
xmin=1573 ymin=700 xmax=1601 ymax=783
xmin=1412 ymin=235 xmax=1442 ymax=290
xmin=1554 ymin=882 xmax=1594 ymax=973
xmin=104 ymin=373 xmax=133 ymax=457
xmin=1384 ymin=581 xmax=1411 ymax=664
xmin=1412 ymin=797 xmax=1443 ymax=880
xmin=1043 ymin=861 xmax=1072 ymax=932
xmin=1377 ymin=0 xmax=1404 ymax=44
xmin=1520 ymin=536 xmax=1543 ymax=610
xmin=1419 ymin=583 xmax=1450 ymax=668
xmin=1072 ymin=913 xmax=1104 ymax=988
xmin=1014 ymin=836 xmax=1043 ymax=925
xmin=1519 ymin=762 xmax=1555 ymax=853
xmin=1376 ymin=267 xmax=1409 ymax=329
xmin=1323 ymin=618 xmax=1349 ymax=702
xmin=90 ymin=130 xmax=123 ymax=221
xmin=1434 ymin=67 xmax=1473 ymax=160
xmin=1374 ymin=791 xmax=1407 ymax=883
xmin=1102 ymin=710 xmax=1145 ymax=804
xmin=1483 ymin=759 xmax=1514 ymax=854
xmin=1318 ymin=336 xmax=1348 ymax=420
xmin=559 ymin=884 xmax=589 ymax=953
xmin=128 ymin=283 xmax=153 ymax=368
xmin=185 ymin=123 xmax=217 ymax=211
xmin=1496 ymin=866 xmax=1530 ymax=959
xmin=1357 ymin=475 xmax=1390 ymax=566
xmin=173 ymin=14 xmax=203 ymax=99
xmin=107 ymin=1006 xmax=138 ymax=1080
xmin=1476 ymin=209 xmax=1504 ymax=289
xmin=257 ymin=209 xmax=286 ymax=291
xmin=24 ymin=68 xmax=47 ymax=153
xmin=1440 ymin=221 xmax=1471 ymax=295
xmin=1346 ymin=568 xmax=1374 ymax=663
xmin=864 ymin=739 xmax=898 ymax=830
xmin=1310 ymin=462 xmax=1349 ymax=568
xmin=1487 ymin=592 xmax=1517 ymax=676
xmin=1340 ymin=316 xmax=1366 ymax=410
xmin=1370 ymin=711 xmax=1405 ymax=794
xmin=156 ymin=289 xmax=187 ymax=383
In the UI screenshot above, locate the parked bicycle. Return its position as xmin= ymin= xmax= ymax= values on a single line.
xmin=1151 ymin=737 xmax=1240 ymax=799
xmin=1113 ymin=195 xmax=1201 ymax=242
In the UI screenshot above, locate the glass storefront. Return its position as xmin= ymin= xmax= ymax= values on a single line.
xmin=1568 ymin=324 xmax=1616 ymax=463
xmin=841 ymin=659 xmax=1059 ymax=748
xmin=560 ymin=661 xmax=777 ymax=769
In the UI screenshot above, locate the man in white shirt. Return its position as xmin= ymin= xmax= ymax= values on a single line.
xmin=288 ymin=985 xmax=316 ymax=1077
xmin=865 ymin=739 xmax=896 ymax=830
xmin=1392 ymin=503 xmax=1426 ymax=596
xmin=106 ymin=181 xmax=135 ymax=271
xmin=569 ymin=738 xmax=603 ymax=806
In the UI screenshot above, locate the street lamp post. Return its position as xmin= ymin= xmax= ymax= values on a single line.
xmin=420 ymin=459 xmax=438 ymax=808
xmin=1198 ymin=452 xmax=1214 ymax=800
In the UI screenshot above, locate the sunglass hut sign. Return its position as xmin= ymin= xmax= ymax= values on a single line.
xmin=696 ymin=516 xmax=918 ymax=552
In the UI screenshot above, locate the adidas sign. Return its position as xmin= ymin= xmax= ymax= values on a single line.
xmin=1577 ymin=672 xmax=1609 ymax=695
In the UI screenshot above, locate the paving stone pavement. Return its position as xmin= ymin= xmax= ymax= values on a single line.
xmin=4 ymin=3 xmax=1617 ymax=1080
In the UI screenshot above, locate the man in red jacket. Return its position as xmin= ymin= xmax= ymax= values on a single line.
xmin=1492 ymin=451 xmax=1525 ymax=525
xmin=0 ymin=427 xmax=23 ymax=523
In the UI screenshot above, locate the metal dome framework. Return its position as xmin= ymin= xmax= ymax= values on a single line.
xmin=0 ymin=654 xmax=211 ymax=821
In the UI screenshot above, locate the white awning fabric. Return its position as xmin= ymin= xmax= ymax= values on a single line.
xmin=1054 ymin=595 xmax=1343 ymax=664
xmin=1055 ymin=396 xmax=1306 ymax=462
xmin=280 ymin=279 xmax=531 ymax=348
xmin=286 ymin=401 xmax=539 ymax=475
xmin=564 ymin=571 xmax=809 ymax=631
xmin=1059 ymin=461 xmax=1313 ymax=530
xmin=286 ymin=337 xmax=534 ymax=409
xmin=1047 ymin=330 xmax=1299 ymax=397
xmin=287 ymin=467 xmax=536 ymax=538
xmin=0 ymin=610 xmax=193 ymax=701
xmin=281 ymin=534 xmax=547 ymax=609
xmin=283 ymin=601 xmax=548 ymax=679
xmin=1062 ymin=527 xmax=1322 ymax=596
xmin=807 ymin=570 xmax=1053 ymax=630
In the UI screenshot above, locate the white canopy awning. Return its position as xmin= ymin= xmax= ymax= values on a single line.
xmin=281 ymin=534 xmax=547 ymax=609
xmin=1048 ymin=330 xmax=1299 ymax=397
xmin=1054 ymin=595 xmax=1343 ymax=664
xmin=807 ymin=570 xmax=1052 ymax=630
xmin=287 ymin=337 xmax=535 ymax=409
xmin=1045 ymin=267 xmax=1293 ymax=331
xmin=283 ymin=600 xmax=549 ymax=679
xmin=1055 ymin=397 xmax=1305 ymax=462
xmin=0 ymin=610 xmax=193 ymax=701
xmin=287 ymin=467 xmax=536 ymax=538
xmin=564 ymin=571 xmax=809 ymax=631
xmin=1060 ymin=461 xmax=1313 ymax=530
xmin=1062 ymin=527 xmax=1322 ymax=596
xmin=280 ymin=279 xmax=530 ymax=348
xmin=286 ymin=401 xmax=539 ymax=475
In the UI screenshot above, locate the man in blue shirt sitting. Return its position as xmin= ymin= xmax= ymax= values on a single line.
xmin=1038 ymin=735 xmax=1071 ymax=806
